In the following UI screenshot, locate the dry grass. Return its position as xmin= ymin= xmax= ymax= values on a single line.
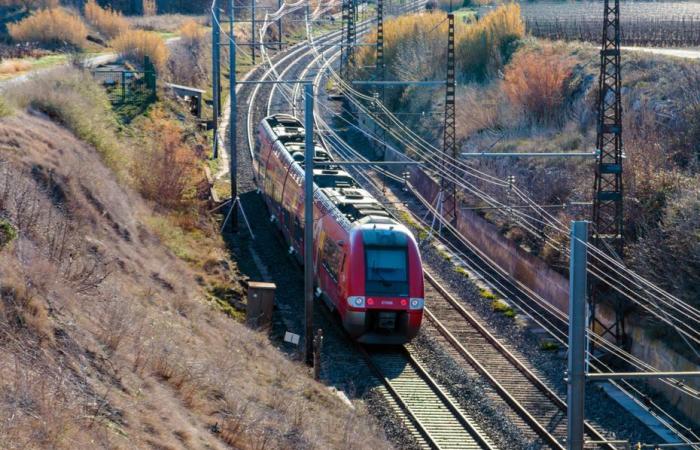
xmin=180 ymin=19 xmax=206 ymax=43
xmin=0 ymin=69 xmax=392 ymax=448
xmin=109 ymin=29 xmax=169 ymax=71
xmin=84 ymin=0 xmax=129 ymax=40
xmin=455 ymin=3 xmax=525 ymax=81
xmin=0 ymin=59 xmax=31 ymax=74
xmin=355 ymin=4 xmax=524 ymax=88
xmin=6 ymin=68 xmax=123 ymax=173
xmin=127 ymin=14 xmax=207 ymax=33
xmin=7 ymin=8 xmax=88 ymax=49
xmin=503 ymin=43 xmax=575 ymax=123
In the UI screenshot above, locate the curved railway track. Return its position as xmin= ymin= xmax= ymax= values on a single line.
xmin=304 ymin=44 xmax=620 ymax=449
xmin=229 ymin=4 xmax=619 ymax=449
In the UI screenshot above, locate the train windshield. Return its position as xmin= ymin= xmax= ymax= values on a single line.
xmin=365 ymin=246 xmax=409 ymax=296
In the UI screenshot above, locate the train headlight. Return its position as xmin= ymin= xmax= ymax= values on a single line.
xmin=409 ymin=298 xmax=424 ymax=310
xmin=347 ymin=296 xmax=365 ymax=308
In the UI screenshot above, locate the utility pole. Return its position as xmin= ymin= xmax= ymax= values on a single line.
xmin=212 ymin=0 xmax=220 ymax=158
xmin=304 ymin=84 xmax=315 ymax=366
xmin=442 ymin=13 xmax=457 ymax=224
xmin=590 ymin=0 xmax=625 ymax=347
xmin=251 ymin=0 xmax=256 ymax=64
xmin=278 ymin=0 xmax=283 ymax=51
xmin=229 ymin=0 xmax=238 ymax=230
xmin=567 ymin=221 xmax=588 ymax=450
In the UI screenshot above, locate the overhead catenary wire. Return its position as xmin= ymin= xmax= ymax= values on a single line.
xmin=304 ymin=13 xmax=700 ymax=400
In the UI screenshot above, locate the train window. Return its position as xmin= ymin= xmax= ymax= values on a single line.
xmin=365 ymin=246 xmax=409 ymax=296
xmin=322 ymin=237 xmax=342 ymax=281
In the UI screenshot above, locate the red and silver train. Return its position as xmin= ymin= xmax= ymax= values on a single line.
xmin=256 ymin=114 xmax=424 ymax=344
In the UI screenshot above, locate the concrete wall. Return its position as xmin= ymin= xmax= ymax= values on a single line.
xmin=384 ymin=146 xmax=570 ymax=314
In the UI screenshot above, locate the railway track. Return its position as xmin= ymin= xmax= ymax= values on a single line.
xmin=363 ymin=346 xmax=496 ymax=450
xmin=305 ymin=44 xmax=619 ymax=449
xmin=230 ymin=4 xmax=613 ymax=449
xmin=422 ymin=271 xmax=613 ymax=449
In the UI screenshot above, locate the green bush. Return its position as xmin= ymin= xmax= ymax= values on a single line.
xmin=0 ymin=219 xmax=18 ymax=250
xmin=0 ymin=97 xmax=13 ymax=118
xmin=481 ymin=288 xmax=498 ymax=301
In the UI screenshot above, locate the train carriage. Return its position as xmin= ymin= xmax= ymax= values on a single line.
xmin=256 ymin=114 xmax=424 ymax=344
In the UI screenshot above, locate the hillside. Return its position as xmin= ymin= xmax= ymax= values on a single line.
xmin=0 ymin=74 xmax=390 ymax=448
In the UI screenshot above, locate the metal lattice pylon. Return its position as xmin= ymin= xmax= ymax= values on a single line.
xmin=340 ymin=0 xmax=357 ymax=79
xmin=374 ymin=0 xmax=386 ymax=159
xmin=441 ymin=13 xmax=457 ymax=225
xmin=590 ymin=0 xmax=626 ymax=346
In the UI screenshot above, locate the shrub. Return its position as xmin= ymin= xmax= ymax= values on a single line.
xmin=8 ymin=8 xmax=87 ymax=49
xmin=84 ymin=0 xmax=129 ymax=39
xmin=628 ymin=185 xmax=700 ymax=310
xmin=503 ymin=44 xmax=575 ymax=123
xmin=167 ymin=20 xmax=210 ymax=87
xmin=0 ymin=59 xmax=31 ymax=74
xmin=0 ymin=219 xmax=17 ymax=249
xmin=7 ymin=68 xmax=122 ymax=171
xmin=133 ymin=108 xmax=201 ymax=210
xmin=110 ymin=29 xmax=169 ymax=71
xmin=455 ymin=3 xmax=525 ymax=81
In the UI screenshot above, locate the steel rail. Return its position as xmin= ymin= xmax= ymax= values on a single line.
xmin=307 ymin=45 xmax=615 ymax=449
xmin=359 ymin=345 xmax=496 ymax=450
xmin=423 ymin=271 xmax=615 ymax=449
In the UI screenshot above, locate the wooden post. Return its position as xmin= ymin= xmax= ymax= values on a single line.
xmin=313 ymin=329 xmax=323 ymax=381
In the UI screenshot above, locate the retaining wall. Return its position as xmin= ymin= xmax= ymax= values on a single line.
xmin=382 ymin=145 xmax=700 ymax=426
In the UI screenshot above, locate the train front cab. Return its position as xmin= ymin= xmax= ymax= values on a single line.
xmin=342 ymin=220 xmax=424 ymax=345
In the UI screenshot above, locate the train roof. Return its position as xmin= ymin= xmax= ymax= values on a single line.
xmin=263 ymin=114 xmax=397 ymax=227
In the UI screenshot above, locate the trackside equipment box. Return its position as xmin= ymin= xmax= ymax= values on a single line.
xmin=247 ymin=282 xmax=276 ymax=328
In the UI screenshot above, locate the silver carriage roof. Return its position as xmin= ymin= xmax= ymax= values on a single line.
xmin=262 ymin=114 xmax=397 ymax=230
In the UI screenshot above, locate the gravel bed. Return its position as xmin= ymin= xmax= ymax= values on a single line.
xmin=220 ymin=41 xmax=420 ymax=449
xmin=410 ymin=331 xmax=533 ymax=449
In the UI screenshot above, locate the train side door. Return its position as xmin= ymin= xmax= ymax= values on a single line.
xmin=320 ymin=233 xmax=343 ymax=307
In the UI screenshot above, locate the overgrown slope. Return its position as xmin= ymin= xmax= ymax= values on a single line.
xmin=0 ymin=79 xmax=390 ymax=448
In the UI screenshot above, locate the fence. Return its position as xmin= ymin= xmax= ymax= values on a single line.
xmin=526 ymin=17 xmax=700 ymax=47
xmin=91 ymin=56 xmax=157 ymax=106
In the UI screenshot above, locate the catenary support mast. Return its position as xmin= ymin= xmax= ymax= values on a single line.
xmin=590 ymin=0 xmax=625 ymax=347
xmin=442 ymin=13 xmax=457 ymax=224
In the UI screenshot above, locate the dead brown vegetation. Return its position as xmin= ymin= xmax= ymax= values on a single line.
xmin=0 ymin=59 xmax=31 ymax=74
xmin=7 ymin=8 xmax=88 ymax=49
xmin=110 ymin=29 xmax=169 ymax=70
xmin=84 ymin=0 xmax=129 ymax=39
xmin=132 ymin=107 xmax=203 ymax=210
xmin=166 ymin=19 xmax=211 ymax=88
xmin=503 ymin=44 xmax=575 ymax=124
xmin=0 ymin=69 xmax=392 ymax=448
